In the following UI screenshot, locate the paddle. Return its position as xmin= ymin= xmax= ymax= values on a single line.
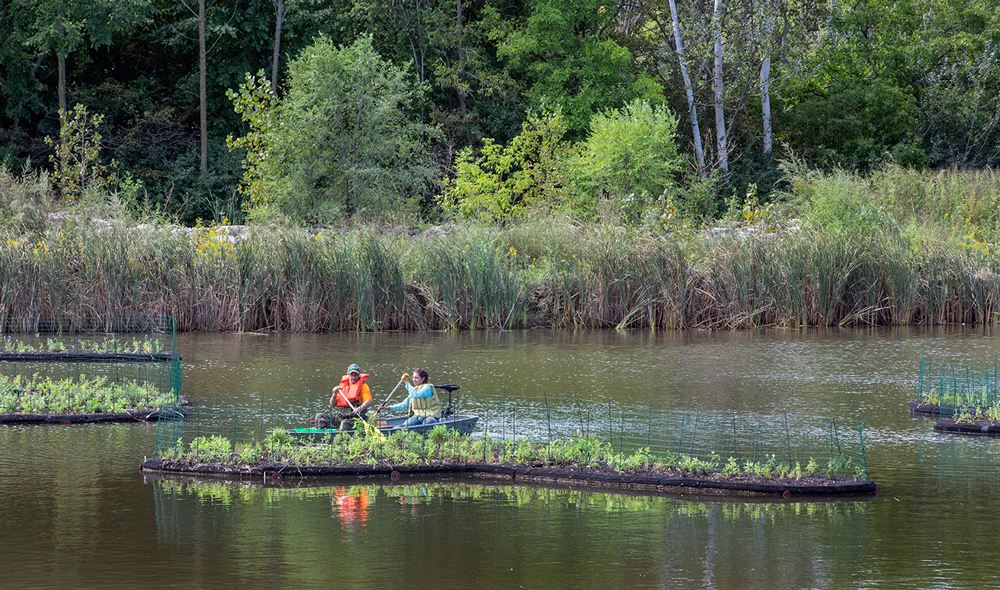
xmin=351 ymin=376 xmax=403 ymax=442
xmin=334 ymin=388 xmax=387 ymax=440
xmin=312 ymin=385 xmax=358 ymax=428
xmin=378 ymin=373 xmax=409 ymax=409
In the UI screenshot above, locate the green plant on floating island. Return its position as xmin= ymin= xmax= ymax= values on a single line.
xmin=918 ymin=387 xmax=998 ymax=412
xmin=1 ymin=335 xmax=164 ymax=355
xmin=157 ymin=427 xmax=867 ymax=481
xmin=951 ymin=403 xmax=1000 ymax=424
xmin=0 ymin=374 xmax=175 ymax=414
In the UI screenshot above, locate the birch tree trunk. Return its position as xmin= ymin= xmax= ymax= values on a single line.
xmin=198 ymin=0 xmax=208 ymax=174
xmin=760 ymin=4 xmax=773 ymax=156
xmin=58 ymin=53 xmax=67 ymax=116
xmin=667 ymin=0 xmax=705 ymax=174
xmin=456 ymin=0 xmax=467 ymax=120
xmin=271 ymin=0 xmax=286 ymax=93
xmin=760 ymin=54 xmax=771 ymax=155
xmin=57 ymin=3 xmax=67 ymax=116
xmin=712 ymin=0 xmax=728 ymax=172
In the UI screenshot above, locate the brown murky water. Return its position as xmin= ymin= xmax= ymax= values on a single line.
xmin=1 ymin=327 xmax=998 ymax=589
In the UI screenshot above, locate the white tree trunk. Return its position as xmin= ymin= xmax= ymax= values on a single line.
xmin=271 ymin=0 xmax=286 ymax=93
xmin=456 ymin=0 xmax=467 ymax=120
xmin=712 ymin=0 xmax=728 ymax=172
xmin=760 ymin=3 xmax=773 ymax=156
xmin=760 ymin=54 xmax=772 ymax=155
xmin=667 ymin=0 xmax=705 ymax=174
xmin=199 ymin=0 xmax=208 ymax=174
xmin=58 ymin=53 xmax=67 ymax=116
xmin=57 ymin=4 xmax=67 ymax=116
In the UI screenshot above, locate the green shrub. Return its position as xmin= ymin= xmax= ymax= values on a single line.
xmin=572 ymin=99 xmax=682 ymax=225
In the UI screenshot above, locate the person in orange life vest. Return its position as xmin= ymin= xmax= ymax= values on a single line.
xmin=314 ymin=363 xmax=373 ymax=430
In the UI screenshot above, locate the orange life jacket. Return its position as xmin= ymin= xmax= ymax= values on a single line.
xmin=335 ymin=373 xmax=369 ymax=407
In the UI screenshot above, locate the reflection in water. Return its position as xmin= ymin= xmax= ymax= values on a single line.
xmin=149 ymin=476 xmax=868 ymax=589
xmin=936 ymin=436 xmax=1000 ymax=493
xmin=333 ymin=487 xmax=370 ymax=537
xmin=10 ymin=328 xmax=1000 ymax=589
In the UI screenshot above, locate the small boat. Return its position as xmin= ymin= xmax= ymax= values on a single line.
xmin=291 ymin=414 xmax=479 ymax=440
xmin=291 ymin=383 xmax=478 ymax=440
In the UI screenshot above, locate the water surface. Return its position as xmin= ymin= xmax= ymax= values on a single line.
xmin=2 ymin=327 xmax=999 ymax=589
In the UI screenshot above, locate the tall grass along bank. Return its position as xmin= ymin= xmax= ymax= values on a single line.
xmin=3 ymin=219 xmax=1000 ymax=331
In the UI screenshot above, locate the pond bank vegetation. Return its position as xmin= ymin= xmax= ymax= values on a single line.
xmin=1 ymin=218 xmax=999 ymax=332
xmin=2 ymin=165 xmax=1000 ymax=332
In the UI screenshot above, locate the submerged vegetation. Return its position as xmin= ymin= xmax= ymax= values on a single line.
xmin=0 ymin=374 xmax=176 ymax=414
xmin=158 ymin=426 xmax=867 ymax=483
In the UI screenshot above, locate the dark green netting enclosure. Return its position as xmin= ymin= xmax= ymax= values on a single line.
xmin=917 ymin=357 xmax=998 ymax=416
xmin=0 ymin=315 xmax=181 ymax=401
xmin=152 ymin=391 xmax=867 ymax=480
xmin=478 ymin=394 xmax=867 ymax=478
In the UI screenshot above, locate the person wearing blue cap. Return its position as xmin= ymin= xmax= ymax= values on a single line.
xmin=315 ymin=363 xmax=373 ymax=429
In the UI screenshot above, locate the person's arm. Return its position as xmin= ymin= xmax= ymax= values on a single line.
xmin=329 ymin=384 xmax=342 ymax=407
xmin=387 ymin=397 xmax=410 ymax=413
xmin=355 ymin=384 xmax=373 ymax=413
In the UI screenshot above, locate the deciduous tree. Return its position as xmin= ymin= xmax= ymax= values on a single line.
xmin=24 ymin=0 xmax=152 ymax=116
xmin=229 ymin=36 xmax=441 ymax=224
xmin=490 ymin=0 xmax=662 ymax=136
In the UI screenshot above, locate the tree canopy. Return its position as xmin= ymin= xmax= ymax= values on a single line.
xmin=1 ymin=0 xmax=998 ymax=225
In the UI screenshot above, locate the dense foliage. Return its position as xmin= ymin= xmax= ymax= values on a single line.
xmin=1 ymin=0 xmax=999 ymax=226
xmin=0 ymin=374 xmax=175 ymax=414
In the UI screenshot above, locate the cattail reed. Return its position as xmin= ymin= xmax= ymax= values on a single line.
xmin=1 ymin=212 xmax=1000 ymax=331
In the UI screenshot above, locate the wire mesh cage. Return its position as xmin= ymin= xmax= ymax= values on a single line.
xmin=0 ymin=315 xmax=177 ymax=337
xmin=153 ymin=389 xmax=867 ymax=479
xmin=917 ymin=357 xmax=999 ymax=416
xmin=481 ymin=394 xmax=867 ymax=479
xmin=0 ymin=315 xmax=182 ymax=400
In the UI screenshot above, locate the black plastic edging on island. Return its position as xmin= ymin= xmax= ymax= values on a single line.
xmin=139 ymin=459 xmax=879 ymax=497
xmin=909 ymin=401 xmax=947 ymax=416
xmin=0 ymin=351 xmax=180 ymax=362
xmin=1 ymin=410 xmax=163 ymax=424
xmin=933 ymin=419 xmax=1000 ymax=435
xmin=907 ymin=400 xmax=977 ymax=417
